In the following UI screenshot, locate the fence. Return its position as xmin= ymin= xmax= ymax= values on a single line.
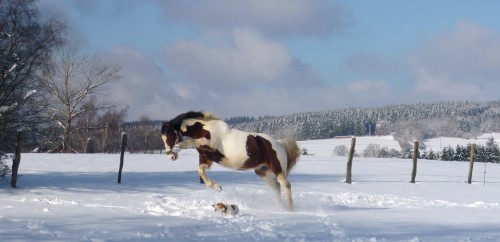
xmin=5 ymin=132 xmax=490 ymax=188
xmin=336 ymin=137 xmax=480 ymax=184
xmin=115 ymin=132 xmax=204 ymax=184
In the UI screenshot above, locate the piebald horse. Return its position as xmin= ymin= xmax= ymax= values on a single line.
xmin=161 ymin=111 xmax=301 ymax=211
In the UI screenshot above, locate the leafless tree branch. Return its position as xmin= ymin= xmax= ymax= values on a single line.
xmin=42 ymin=41 xmax=121 ymax=152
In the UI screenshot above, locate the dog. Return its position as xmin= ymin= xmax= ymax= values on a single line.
xmin=213 ymin=202 xmax=239 ymax=216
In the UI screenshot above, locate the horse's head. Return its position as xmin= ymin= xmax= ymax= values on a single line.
xmin=161 ymin=121 xmax=182 ymax=160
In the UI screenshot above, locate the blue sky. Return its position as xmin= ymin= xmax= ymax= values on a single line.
xmin=38 ymin=0 xmax=500 ymax=120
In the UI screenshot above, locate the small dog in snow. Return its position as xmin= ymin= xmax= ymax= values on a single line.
xmin=213 ymin=202 xmax=239 ymax=216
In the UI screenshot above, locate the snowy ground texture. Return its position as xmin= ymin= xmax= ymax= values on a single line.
xmin=2 ymin=136 xmax=500 ymax=242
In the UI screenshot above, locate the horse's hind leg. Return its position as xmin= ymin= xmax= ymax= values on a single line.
xmin=277 ymin=173 xmax=294 ymax=211
xmin=255 ymin=166 xmax=281 ymax=203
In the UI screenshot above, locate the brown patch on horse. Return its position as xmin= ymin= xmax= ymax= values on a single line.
xmin=198 ymin=150 xmax=214 ymax=168
xmin=197 ymin=145 xmax=225 ymax=164
xmin=243 ymin=135 xmax=282 ymax=175
xmin=183 ymin=122 xmax=211 ymax=140
xmin=163 ymin=131 xmax=177 ymax=149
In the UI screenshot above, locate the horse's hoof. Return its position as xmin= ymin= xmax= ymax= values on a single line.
xmin=210 ymin=183 xmax=222 ymax=191
xmin=215 ymin=184 xmax=222 ymax=192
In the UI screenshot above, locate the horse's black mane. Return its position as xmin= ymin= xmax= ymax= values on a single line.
xmin=162 ymin=111 xmax=206 ymax=132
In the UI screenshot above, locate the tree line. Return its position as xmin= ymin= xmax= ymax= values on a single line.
xmin=434 ymin=137 xmax=500 ymax=163
xmin=232 ymin=100 xmax=500 ymax=148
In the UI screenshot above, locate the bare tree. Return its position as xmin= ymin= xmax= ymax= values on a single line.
xmin=73 ymin=96 xmax=101 ymax=151
xmin=98 ymin=106 xmax=128 ymax=152
xmin=72 ymin=100 xmax=128 ymax=153
xmin=0 ymin=0 xmax=64 ymax=150
xmin=363 ymin=143 xmax=381 ymax=158
xmin=121 ymin=116 xmax=164 ymax=154
xmin=333 ymin=145 xmax=348 ymax=156
xmin=42 ymin=42 xmax=121 ymax=152
xmin=125 ymin=115 xmax=161 ymax=153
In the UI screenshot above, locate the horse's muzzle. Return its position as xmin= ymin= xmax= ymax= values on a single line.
xmin=168 ymin=152 xmax=178 ymax=160
xmin=165 ymin=145 xmax=181 ymax=160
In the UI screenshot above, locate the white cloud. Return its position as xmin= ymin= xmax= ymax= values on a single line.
xmin=414 ymin=68 xmax=483 ymax=99
xmin=412 ymin=21 xmax=500 ymax=99
xmin=160 ymin=28 xmax=331 ymax=117
xmin=99 ymin=38 xmax=326 ymax=119
xmin=157 ymin=0 xmax=352 ymax=38
xmin=163 ymin=28 xmax=316 ymax=89
xmin=103 ymin=46 xmax=185 ymax=120
xmin=344 ymin=80 xmax=397 ymax=105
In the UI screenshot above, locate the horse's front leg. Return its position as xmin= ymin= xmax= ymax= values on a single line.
xmin=198 ymin=152 xmax=222 ymax=191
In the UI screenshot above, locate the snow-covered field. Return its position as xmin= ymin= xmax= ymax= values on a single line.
xmin=2 ymin=137 xmax=500 ymax=241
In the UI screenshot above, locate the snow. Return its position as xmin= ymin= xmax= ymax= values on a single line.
xmin=23 ymin=90 xmax=37 ymax=100
xmin=2 ymin=138 xmax=500 ymax=241
xmin=303 ymin=135 xmax=401 ymax=156
xmin=0 ymin=103 xmax=16 ymax=115
xmin=8 ymin=63 xmax=17 ymax=73
xmin=424 ymin=133 xmax=500 ymax=152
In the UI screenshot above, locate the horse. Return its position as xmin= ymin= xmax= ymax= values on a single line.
xmin=161 ymin=111 xmax=301 ymax=211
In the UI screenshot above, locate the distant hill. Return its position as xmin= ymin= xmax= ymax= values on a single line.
xmin=229 ymin=100 xmax=500 ymax=149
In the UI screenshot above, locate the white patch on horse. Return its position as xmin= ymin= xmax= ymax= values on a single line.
xmin=161 ymin=134 xmax=169 ymax=151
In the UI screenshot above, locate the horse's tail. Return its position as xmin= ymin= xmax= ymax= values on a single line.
xmin=280 ymin=137 xmax=301 ymax=175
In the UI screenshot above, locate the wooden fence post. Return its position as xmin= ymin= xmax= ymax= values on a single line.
xmin=346 ymin=136 xmax=356 ymax=184
xmin=118 ymin=132 xmax=127 ymax=184
xmin=468 ymin=143 xmax=475 ymax=184
xmin=11 ymin=131 xmax=22 ymax=188
xmin=411 ymin=140 xmax=419 ymax=183
xmin=85 ymin=138 xmax=95 ymax=153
